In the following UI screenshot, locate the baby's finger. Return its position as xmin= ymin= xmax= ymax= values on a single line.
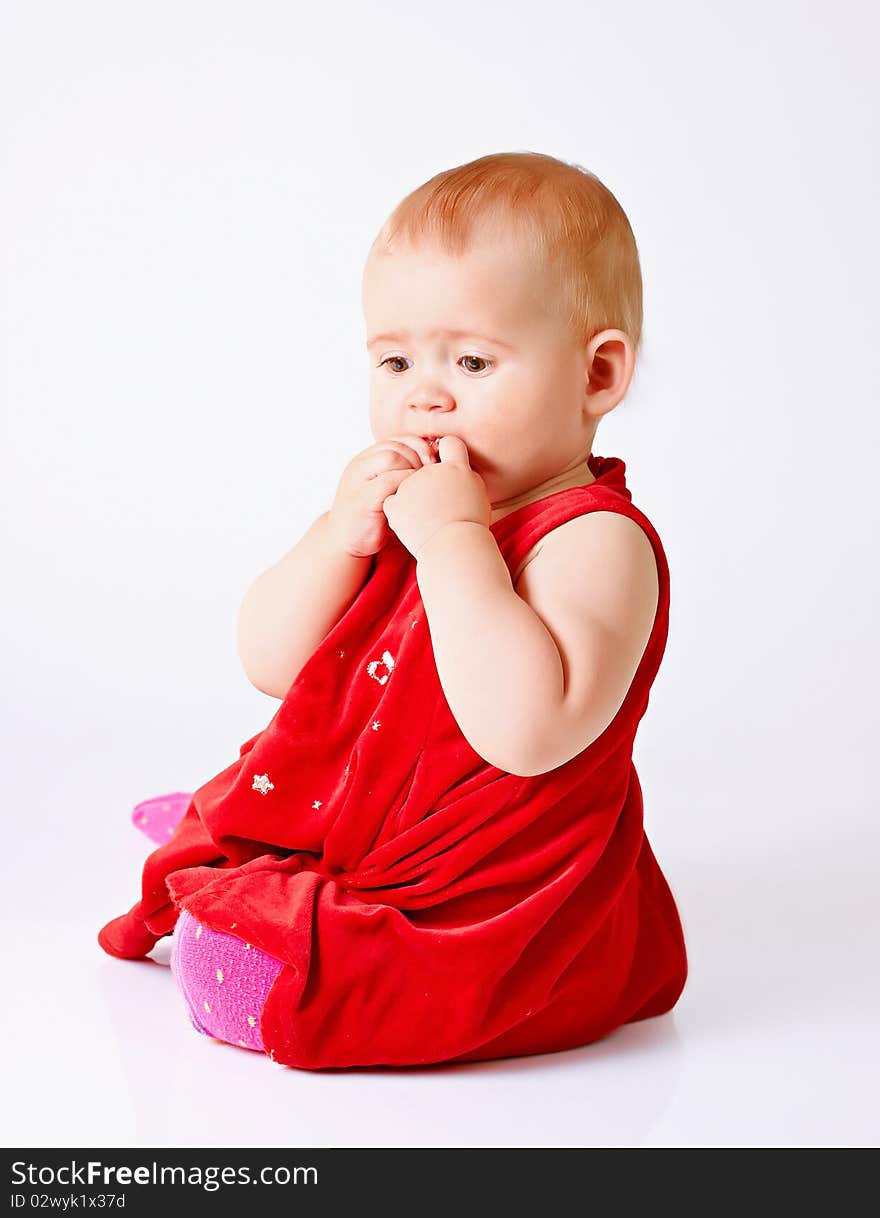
xmin=372 ymin=440 xmax=423 ymax=470
xmin=363 ymin=466 xmax=418 ymax=501
xmin=384 ymin=435 xmax=438 ymax=466
xmin=358 ymin=443 xmax=420 ymax=483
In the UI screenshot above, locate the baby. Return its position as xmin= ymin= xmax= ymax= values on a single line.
xmin=99 ymin=151 xmax=688 ymax=1069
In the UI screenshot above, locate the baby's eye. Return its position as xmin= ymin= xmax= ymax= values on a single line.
xmin=376 ymin=354 xmax=494 ymax=375
xmin=458 ymin=354 xmax=493 ymax=375
xmin=376 ymin=355 xmax=411 ymax=374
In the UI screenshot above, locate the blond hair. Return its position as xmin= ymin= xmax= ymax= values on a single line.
xmin=372 ymin=151 xmax=643 ymax=356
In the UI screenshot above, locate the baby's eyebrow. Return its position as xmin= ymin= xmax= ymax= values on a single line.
xmin=366 ymin=328 xmax=515 ymax=351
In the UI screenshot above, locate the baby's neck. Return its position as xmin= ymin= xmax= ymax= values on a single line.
xmin=490 ymin=463 xmax=596 ymax=525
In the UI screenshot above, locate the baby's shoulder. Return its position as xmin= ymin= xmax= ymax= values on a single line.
xmin=512 ymin=508 xmax=658 ymax=594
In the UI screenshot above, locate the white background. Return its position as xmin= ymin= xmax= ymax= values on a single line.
xmin=2 ymin=0 xmax=878 ymax=1149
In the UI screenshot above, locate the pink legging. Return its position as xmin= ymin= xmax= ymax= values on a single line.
xmin=170 ymin=909 xmax=284 ymax=1053
xmin=134 ymin=794 xmax=285 ymax=1053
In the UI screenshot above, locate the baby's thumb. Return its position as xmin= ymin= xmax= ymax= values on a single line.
xmin=436 ymin=435 xmax=470 ymax=466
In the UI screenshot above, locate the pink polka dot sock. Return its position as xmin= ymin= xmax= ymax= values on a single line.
xmin=170 ymin=909 xmax=284 ymax=1053
xmin=131 ymin=792 xmax=192 ymax=845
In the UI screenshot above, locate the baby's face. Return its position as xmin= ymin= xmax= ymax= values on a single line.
xmin=362 ymin=230 xmax=593 ymax=504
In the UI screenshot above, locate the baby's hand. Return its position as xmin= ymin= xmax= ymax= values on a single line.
xmin=328 ymin=435 xmax=438 ymax=558
xmin=383 ymin=435 xmax=492 ymax=559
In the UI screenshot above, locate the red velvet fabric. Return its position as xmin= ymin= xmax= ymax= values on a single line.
xmin=98 ymin=454 xmax=688 ymax=1068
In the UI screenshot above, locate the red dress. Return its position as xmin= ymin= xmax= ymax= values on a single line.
xmin=98 ymin=454 xmax=688 ymax=1068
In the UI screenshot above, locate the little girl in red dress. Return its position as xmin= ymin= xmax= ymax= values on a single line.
xmin=98 ymin=152 xmax=689 ymax=1069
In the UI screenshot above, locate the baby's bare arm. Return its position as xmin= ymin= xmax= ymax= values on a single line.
xmin=237 ymin=511 xmax=372 ymax=698
xmin=415 ymin=521 xmax=563 ymax=775
xmin=416 ymin=513 xmax=658 ymax=776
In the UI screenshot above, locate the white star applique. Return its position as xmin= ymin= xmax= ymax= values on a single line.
xmin=252 ymin=773 xmax=274 ymax=795
xmin=366 ymin=649 xmax=395 ymax=685
xmin=371 ymin=720 xmax=381 ymax=731
xmin=312 ymin=799 xmax=322 ymax=810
